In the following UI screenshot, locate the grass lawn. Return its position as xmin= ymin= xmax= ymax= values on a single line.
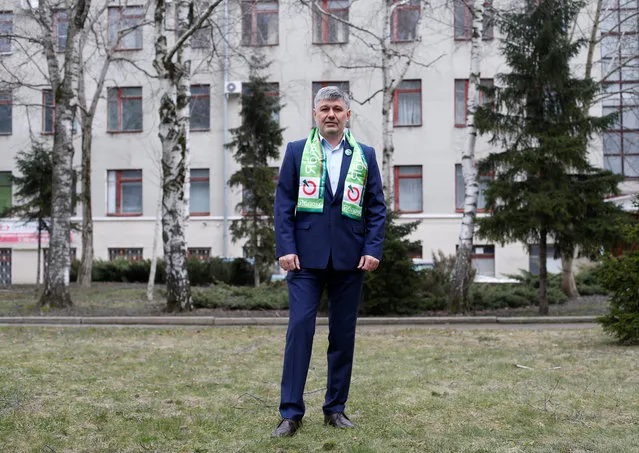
xmin=0 ymin=326 xmax=637 ymax=452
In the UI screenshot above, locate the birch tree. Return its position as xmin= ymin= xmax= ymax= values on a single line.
xmin=153 ymin=0 xmax=222 ymax=312
xmin=14 ymin=0 xmax=92 ymax=308
xmin=298 ymin=0 xmax=432 ymax=199
xmin=449 ymin=0 xmax=485 ymax=313
xmin=76 ymin=1 xmax=148 ymax=287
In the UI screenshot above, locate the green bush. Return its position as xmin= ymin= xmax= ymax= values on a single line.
xmin=192 ymin=282 xmax=288 ymax=310
xmin=470 ymin=283 xmax=567 ymax=310
xmin=575 ymin=265 xmax=608 ymax=296
xmin=597 ymin=244 xmax=639 ymax=345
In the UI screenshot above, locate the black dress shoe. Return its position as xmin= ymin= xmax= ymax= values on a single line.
xmin=324 ymin=412 xmax=355 ymax=429
xmin=271 ymin=418 xmax=302 ymax=437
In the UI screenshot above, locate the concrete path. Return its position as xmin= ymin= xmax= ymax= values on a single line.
xmin=0 ymin=315 xmax=599 ymax=329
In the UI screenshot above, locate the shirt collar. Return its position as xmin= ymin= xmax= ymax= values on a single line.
xmin=319 ymin=131 xmax=347 ymax=151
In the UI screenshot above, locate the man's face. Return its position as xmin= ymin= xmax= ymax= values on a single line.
xmin=313 ymin=98 xmax=351 ymax=139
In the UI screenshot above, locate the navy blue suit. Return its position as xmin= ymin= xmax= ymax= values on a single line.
xmin=274 ymin=137 xmax=386 ymax=421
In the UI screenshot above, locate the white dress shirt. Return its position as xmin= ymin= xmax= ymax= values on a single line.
xmin=319 ymin=132 xmax=346 ymax=194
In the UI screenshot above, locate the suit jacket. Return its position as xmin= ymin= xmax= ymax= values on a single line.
xmin=275 ymin=137 xmax=386 ymax=271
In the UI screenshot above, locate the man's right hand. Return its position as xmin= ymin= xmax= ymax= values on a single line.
xmin=279 ymin=254 xmax=300 ymax=272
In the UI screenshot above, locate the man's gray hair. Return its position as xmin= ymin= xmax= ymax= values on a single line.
xmin=314 ymin=86 xmax=351 ymax=110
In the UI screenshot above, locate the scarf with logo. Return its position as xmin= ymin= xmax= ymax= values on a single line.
xmin=296 ymin=128 xmax=368 ymax=220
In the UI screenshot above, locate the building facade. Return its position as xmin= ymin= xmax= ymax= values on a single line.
xmin=0 ymin=0 xmax=637 ymax=284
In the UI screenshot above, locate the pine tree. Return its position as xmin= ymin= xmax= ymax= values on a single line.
xmin=1 ymin=143 xmax=53 ymax=290
xmin=475 ymin=0 xmax=622 ymax=315
xmin=227 ymin=59 xmax=284 ymax=286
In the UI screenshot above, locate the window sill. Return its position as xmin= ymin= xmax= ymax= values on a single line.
xmin=391 ymin=39 xmax=417 ymax=43
xmin=113 ymin=47 xmax=143 ymax=52
xmin=190 ymin=128 xmax=211 ymax=133
xmin=106 ymin=213 xmax=143 ymax=217
xmin=395 ymin=209 xmax=423 ymax=214
xmin=456 ymin=208 xmax=489 ymax=213
xmin=190 ymin=212 xmax=210 ymax=217
xmin=393 ymin=123 xmax=422 ymax=128
xmin=107 ymin=129 xmax=144 ymax=134
xmin=240 ymin=42 xmax=279 ymax=47
xmin=312 ymin=41 xmax=348 ymax=45
xmin=0 ymin=132 xmax=12 ymax=136
xmin=41 ymin=132 xmax=54 ymax=136
xmin=455 ymin=124 xmax=467 ymax=128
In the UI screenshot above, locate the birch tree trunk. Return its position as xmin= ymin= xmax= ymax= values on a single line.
xmin=39 ymin=0 xmax=91 ymax=308
xmin=559 ymin=0 xmax=603 ymax=297
xmin=449 ymin=0 xmax=483 ymax=313
xmin=78 ymin=120 xmax=94 ymax=287
xmin=539 ymin=228 xmax=549 ymax=315
xmin=147 ymin=181 xmax=163 ymax=303
xmin=154 ymin=0 xmax=192 ymax=312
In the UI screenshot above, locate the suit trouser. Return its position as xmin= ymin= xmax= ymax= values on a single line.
xmin=278 ymin=263 xmax=365 ymax=421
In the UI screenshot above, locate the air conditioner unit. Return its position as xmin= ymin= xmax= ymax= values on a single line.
xmin=224 ymin=81 xmax=242 ymax=95
xmin=21 ymin=0 xmax=38 ymax=9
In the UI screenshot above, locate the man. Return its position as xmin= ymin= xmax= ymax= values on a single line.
xmin=272 ymin=86 xmax=386 ymax=437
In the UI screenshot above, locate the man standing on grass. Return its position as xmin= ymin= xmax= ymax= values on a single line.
xmin=272 ymin=86 xmax=386 ymax=437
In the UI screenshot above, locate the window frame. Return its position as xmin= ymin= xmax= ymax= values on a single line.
xmin=454 ymin=163 xmax=493 ymax=213
xmin=190 ymin=84 xmax=211 ymax=132
xmin=0 ymin=171 xmax=12 ymax=213
xmin=454 ymin=0 xmax=494 ymax=41
xmin=107 ymin=87 xmax=143 ymax=133
xmin=393 ymin=165 xmax=423 ymax=213
xmin=53 ymin=9 xmax=69 ymax=53
xmin=42 ymin=89 xmax=55 ymax=135
xmin=454 ymin=78 xmax=494 ymax=127
xmin=107 ymin=170 xmax=143 ymax=217
xmin=241 ymin=0 xmax=279 ymax=47
xmin=312 ymin=0 xmax=349 ymax=45
xmin=190 ymin=168 xmax=210 ymax=216
xmin=391 ymin=0 xmax=420 ymax=43
xmin=108 ymin=5 xmax=144 ymax=51
xmin=0 ymin=90 xmax=11 ymax=135
xmin=187 ymin=247 xmax=211 ymax=262
xmin=108 ymin=248 xmax=144 ymax=262
xmin=393 ymin=79 xmax=422 ymax=127
xmin=0 ymin=11 xmax=13 ymax=54
xmin=471 ymin=244 xmax=495 ymax=277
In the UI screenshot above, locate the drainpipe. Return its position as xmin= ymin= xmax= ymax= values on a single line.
xmin=222 ymin=0 xmax=229 ymax=258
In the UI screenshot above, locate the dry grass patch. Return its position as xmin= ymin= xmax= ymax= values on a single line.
xmin=0 ymin=326 xmax=637 ymax=452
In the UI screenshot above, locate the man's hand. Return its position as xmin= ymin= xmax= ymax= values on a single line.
xmin=279 ymin=254 xmax=300 ymax=272
xmin=358 ymin=255 xmax=380 ymax=272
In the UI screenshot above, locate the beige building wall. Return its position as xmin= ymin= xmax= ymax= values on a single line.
xmin=0 ymin=0 xmax=632 ymax=284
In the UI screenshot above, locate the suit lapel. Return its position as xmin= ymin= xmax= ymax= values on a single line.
xmin=332 ymin=141 xmax=354 ymax=205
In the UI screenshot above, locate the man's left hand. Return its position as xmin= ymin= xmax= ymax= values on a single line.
xmin=358 ymin=255 xmax=380 ymax=272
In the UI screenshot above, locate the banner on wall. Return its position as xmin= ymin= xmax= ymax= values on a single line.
xmin=0 ymin=221 xmax=50 ymax=243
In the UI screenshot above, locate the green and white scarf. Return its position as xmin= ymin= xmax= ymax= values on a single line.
xmin=297 ymin=128 xmax=368 ymax=220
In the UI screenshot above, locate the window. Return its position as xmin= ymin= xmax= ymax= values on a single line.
xmin=394 ymin=80 xmax=422 ymax=126
xmin=454 ymin=0 xmax=494 ymax=41
xmin=108 ymin=248 xmax=143 ymax=262
xmin=42 ymin=90 xmax=55 ymax=134
xmin=0 ymin=249 xmax=11 ymax=286
xmin=0 ymin=11 xmax=12 ymax=53
xmin=190 ymin=3 xmax=211 ymax=49
xmin=529 ymin=244 xmax=562 ymax=275
xmin=394 ymin=166 xmax=422 ymax=212
xmin=0 ymin=91 xmax=11 ymax=135
xmin=190 ymin=168 xmax=210 ymax=215
xmin=455 ymin=164 xmax=492 ymax=212
xmin=242 ymin=167 xmax=278 ymax=214
xmin=454 ymin=78 xmax=494 ymax=127
xmin=107 ymin=87 xmax=143 ymax=132
xmin=190 ymin=85 xmax=210 ymax=131
xmin=107 ymin=170 xmax=143 ymax=215
xmin=108 ymin=6 xmax=144 ymax=50
xmin=472 ymin=245 xmax=495 ymax=276
xmin=188 ymin=248 xmax=211 ymax=262
xmin=392 ymin=0 xmax=420 ymax=42
xmin=0 ymin=172 xmax=11 ymax=213
xmin=241 ymin=0 xmax=278 ymax=46
xmin=312 ymin=0 xmax=348 ymax=44
xmin=53 ymin=10 xmax=69 ymax=52
xmin=601 ymin=2 xmax=639 ymax=177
